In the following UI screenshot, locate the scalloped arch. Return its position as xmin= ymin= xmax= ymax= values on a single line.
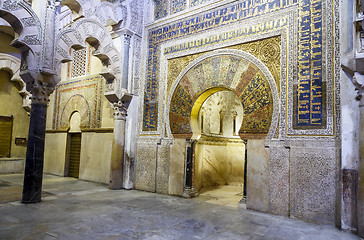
xmin=0 ymin=53 xmax=31 ymax=112
xmin=0 ymin=0 xmax=41 ymax=59
xmin=62 ymin=0 xmax=125 ymax=27
xmin=54 ymin=19 xmax=120 ymax=82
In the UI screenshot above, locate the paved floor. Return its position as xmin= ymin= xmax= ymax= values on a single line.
xmin=0 ymin=174 xmax=360 ymax=240
xmin=198 ymin=185 xmax=244 ymax=208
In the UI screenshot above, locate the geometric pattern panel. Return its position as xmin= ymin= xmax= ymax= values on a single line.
xmin=169 ymin=55 xmax=273 ymax=135
xmin=71 ymin=48 xmax=87 ymax=78
xmin=53 ymin=75 xmax=104 ymax=130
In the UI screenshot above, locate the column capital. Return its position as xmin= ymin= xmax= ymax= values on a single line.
xmin=30 ymin=80 xmax=54 ymax=105
xmin=111 ymin=28 xmax=134 ymax=40
xmin=112 ymin=101 xmax=128 ymax=120
xmin=353 ymin=72 xmax=364 ymax=107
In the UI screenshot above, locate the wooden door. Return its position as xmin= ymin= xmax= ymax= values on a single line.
xmin=68 ymin=133 xmax=81 ymax=178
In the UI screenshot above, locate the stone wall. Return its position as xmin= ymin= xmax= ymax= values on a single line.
xmin=0 ymin=70 xmax=29 ymax=159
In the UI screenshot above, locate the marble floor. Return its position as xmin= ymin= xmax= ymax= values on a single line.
xmin=197 ymin=185 xmax=244 ymax=208
xmin=0 ymin=173 xmax=360 ymax=240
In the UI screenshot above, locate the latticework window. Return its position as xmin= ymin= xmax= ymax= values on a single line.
xmin=68 ymin=42 xmax=91 ymax=79
xmin=71 ymin=48 xmax=87 ymax=78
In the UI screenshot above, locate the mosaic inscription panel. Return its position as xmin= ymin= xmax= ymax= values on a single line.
xmin=53 ymin=75 xmax=104 ymax=130
xmin=144 ymin=0 xmax=334 ymax=135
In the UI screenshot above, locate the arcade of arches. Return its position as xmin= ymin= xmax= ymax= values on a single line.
xmin=0 ymin=0 xmax=364 ymax=238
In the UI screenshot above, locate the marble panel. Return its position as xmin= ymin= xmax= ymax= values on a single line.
xmin=169 ymin=139 xmax=186 ymax=196
xmin=156 ymin=140 xmax=170 ymax=194
xmin=44 ymin=132 xmax=67 ymax=176
xmin=342 ymin=169 xmax=358 ymax=230
xmin=269 ymin=145 xmax=290 ymax=216
xmin=246 ymin=139 xmax=269 ymax=213
xmin=79 ymin=132 xmax=113 ymax=184
xmin=194 ymin=138 xmax=245 ymax=190
xmin=0 ymin=158 xmax=24 ymax=173
xmin=290 ymin=146 xmax=338 ymax=224
xmin=135 ymin=141 xmax=157 ymax=192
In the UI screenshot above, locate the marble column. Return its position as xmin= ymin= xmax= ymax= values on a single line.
xmin=353 ymin=73 xmax=364 ymax=237
xmin=109 ymin=101 xmax=128 ymax=189
xmin=357 ymin=89 xmax=364 ymax=237
xmin=122 ymin=33 xmax=131 ymax=89
xmin=22 ymin=82 xmax=52 ymax=203
xmin=183 ymin=139 xmax=198 ymax=198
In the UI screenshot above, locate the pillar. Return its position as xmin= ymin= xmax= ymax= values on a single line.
xmin=122 ymin=33 xmax=131 ymax=89
xmin=353 ymin=73 xmax=364 ymax=237
xmin=21 ymin=0 xmax=57 ymax=203
xmin=183 ymin=139 xmax=198 ymax=198
xmin=109 ymin=100 xmax=128 ymax=189
xmin=22 ymin=81 xmax=53 ymax=203
xmin=357 ymin=87 xmax=364 ymax=237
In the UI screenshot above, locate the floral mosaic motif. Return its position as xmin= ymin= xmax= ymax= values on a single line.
xmin=190 ymin=0 xmax=211 ymax=7
xmin=169 ymin=55 xmax=273 ymax=135
xmin=155 ymin=0 xmax=169 ymax=20
xmin=171 ymin=0 xmax=186 ymax=14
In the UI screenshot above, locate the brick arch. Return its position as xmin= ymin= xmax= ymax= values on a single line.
xmin=54 ymin=19 xmax=120 ymax=83
xmin=0 ymin=53 xmax=31 ymax=112
xmin=0 ymin=0 xmax=42 ymax=84
xmin=167 ymin=49 xmax=279 ymax=140
xmin=59 ymin=94 xmax=91 ymax=130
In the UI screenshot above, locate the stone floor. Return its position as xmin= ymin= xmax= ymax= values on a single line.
xmin=198 ymin=185 xmax=244 ymax=208
xmin=0 ymin=174 xmax=360 ymax=240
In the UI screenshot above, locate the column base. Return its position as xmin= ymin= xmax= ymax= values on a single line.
xmin=183 ymin=186 xmax=198 ymax=198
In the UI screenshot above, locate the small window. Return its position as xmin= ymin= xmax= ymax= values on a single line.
xmin=0 ymin=116 xmax=13 ymax=157
xmin=68 ymin=42 xmax=92 ymax=79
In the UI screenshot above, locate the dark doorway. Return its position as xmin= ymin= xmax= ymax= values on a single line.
xmin=68 ymin=133 xmax=81 ymax=178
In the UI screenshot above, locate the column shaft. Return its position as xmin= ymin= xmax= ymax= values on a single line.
xmin=22 ymin=103 xmax=48 ymax=203
xmin=358 ymin=100 xmax=364 ymax=236
xmin=109 ymin=118 xmax=126 ymax=189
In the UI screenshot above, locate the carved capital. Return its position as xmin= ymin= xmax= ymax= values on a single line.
xmin=112 ymin=101 xmax=128 ymax=120
xmin=30 ymin=80 xmax=54 ymax=104
xmin=124 ymin=34 xmax=131 ymax=46
xmin=353 ymin=72 xmax=364 ymax=107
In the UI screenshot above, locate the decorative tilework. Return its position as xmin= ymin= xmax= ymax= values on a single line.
xmin=144 ymin=0 xmax=296 ymax=132
xmin=171 ymin=0 xmax=187 ymax=14
xmin=53 ymin=75 xmax=104 ymax=130
xmin=169 ymin=55 xmax=273 ymax=135
xmin=144 ymin=0 xmax=333 ymax=135
xmin=295 ymin=0 xmax=324 ymax=128
xmin=155 ymin=0 xmax=169 ymax=20
xmin=190 ymin=0 xmax=211 ymax=7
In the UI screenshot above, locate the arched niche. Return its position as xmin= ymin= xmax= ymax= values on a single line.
xmin=59 ymin=94 xmax=91 ymax=130
xmin=167 ymin=49 xmax=279 ymax=141
xmin=69 ymin=111 xmax=81 ymax=133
